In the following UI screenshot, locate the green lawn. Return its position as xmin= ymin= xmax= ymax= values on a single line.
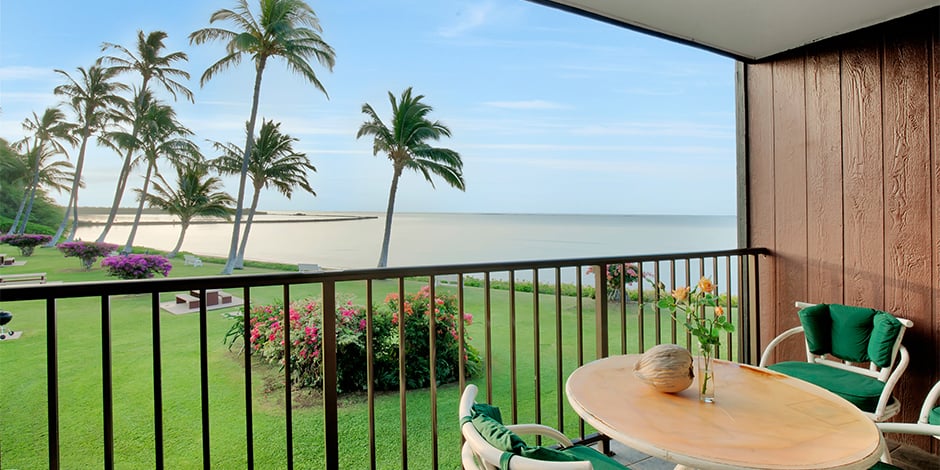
xmin=0 ymin=247 xmax=737 ymax=469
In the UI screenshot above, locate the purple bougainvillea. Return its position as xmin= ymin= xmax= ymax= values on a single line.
xmin=57 ymin=241 xmax=119 ymax=270
xmin=101 ymin=254 xmax=173 ymax=279
xmin=0 ymin=234 xmax=53 ymax=256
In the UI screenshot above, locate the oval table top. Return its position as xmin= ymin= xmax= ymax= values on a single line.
xmin=566 ymin=355 xmax=884 ymax=470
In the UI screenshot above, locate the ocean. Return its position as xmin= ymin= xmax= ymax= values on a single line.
xmin=75 ymin=211 xmax=738 ymax=271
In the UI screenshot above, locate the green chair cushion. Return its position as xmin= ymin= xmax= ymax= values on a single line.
xmin=929 ymin=406 xmax=940 ymax=425
xmin=472 ymin=402 xmax=504 ymax=423
xmin=469 ymin=414 xmax=527 ymax=454
xmin=828 ymin=304 xmax=877 ymax=363
xmin=868 ymin=312 xmax=902 ymax=368
xmin=768 ymin=361 xmax=885 ymax=412
xmin=868 ymin=461 xmax=903 ymax=469
xmin=799 ymin=303 xmax=832 ymax=354
xmin=561 ymin=445 xmax=630 ymax=470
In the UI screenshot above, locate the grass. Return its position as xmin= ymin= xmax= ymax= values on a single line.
xmin=0 ymin=247 xmax=739 ymax=469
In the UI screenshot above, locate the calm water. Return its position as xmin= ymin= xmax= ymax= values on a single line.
xmin=76 ymin=212 xmax=737 ymax=271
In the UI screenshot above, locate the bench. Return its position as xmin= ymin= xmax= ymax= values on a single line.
xmin=1 ymin=255 xmax=15 ymax=266
xmin=177 ymin=289 xmax=233 ymax=309
xmin=0 ymin=272 xmax=47 ymax=284
xmin=298 ymin=263 xmax=321 ymax=273
xmin=175 ymin=293 xmax=200 ymax=309
xmin=184 ymin=255 xmax=203 ymax=267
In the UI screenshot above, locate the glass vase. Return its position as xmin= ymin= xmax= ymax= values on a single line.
xmin=697 ymin=342 xmax=716 ymax=403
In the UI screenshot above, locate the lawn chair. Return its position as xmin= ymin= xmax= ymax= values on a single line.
xmin=459 ymin=384 xmax=629 ymax=469
xmin=759 ymin=302 xmax=913 ymax=422
xmin=184 ymin=254 xmax=203 ymax=267
xmin=869 ymin=379 xmax=940 ymax=468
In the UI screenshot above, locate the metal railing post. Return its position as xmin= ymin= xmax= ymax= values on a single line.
xmin=593 ymin=265 xmax=609 ymax=359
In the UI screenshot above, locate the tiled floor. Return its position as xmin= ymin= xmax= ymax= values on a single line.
xmin=606 ymin=439 xmax=938 ymax=469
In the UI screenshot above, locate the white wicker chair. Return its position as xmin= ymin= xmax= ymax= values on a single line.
xmin=873 ymin=380 xmax=940 ymax=467
xmin=459 ymin=384 xmax=597 ymax=470
xmin=759 ymin=301 xmax=913 ymax=422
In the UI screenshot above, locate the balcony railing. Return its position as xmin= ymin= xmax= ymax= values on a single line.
xmin=0 ymin=248 xmax=766 ymax=469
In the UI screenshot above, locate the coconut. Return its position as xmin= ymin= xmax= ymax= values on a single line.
xmin=633 ymin=344 xmax=694 ymax=393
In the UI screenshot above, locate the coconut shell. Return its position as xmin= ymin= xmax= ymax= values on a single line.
xmin=633 ymin=344 xmax=694 ymax=393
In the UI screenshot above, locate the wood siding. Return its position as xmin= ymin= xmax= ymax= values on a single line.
xmin=745 ymin=9 xmax=940 ymax=453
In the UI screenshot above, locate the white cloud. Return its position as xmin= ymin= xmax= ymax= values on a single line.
xmin=0 ymin=66 xmax=56 ymax=80
xmin=482 ymin=100 xmax=568 ymax=110
xmin=465 ymin=142 xmax=729 ymax=156
xmin=438 ymin=2 xmax=494 ymax=38
xmin=571 ymin=121 xmax=733 ymax=139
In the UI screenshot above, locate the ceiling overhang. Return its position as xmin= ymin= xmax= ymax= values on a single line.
xmin=529 ymin=0 xmax=940 ymax=62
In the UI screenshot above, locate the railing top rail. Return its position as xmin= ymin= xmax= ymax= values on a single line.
xmin=0 ymin=247 xmax=768 ymax=301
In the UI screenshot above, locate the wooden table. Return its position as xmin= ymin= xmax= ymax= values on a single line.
xmin=566 ymin=355 xmax=884 ymax=470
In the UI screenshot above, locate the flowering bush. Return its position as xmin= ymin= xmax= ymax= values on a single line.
xmin=57 ymin=241 xmax=119 ymax=270
xmin=227 ymin=287 xmax=480 ymax=393
xmin=0 ymin=233 xmax=52 ymax=256
xmin=586 ymin=263 xmax=640 ymax=301
xmin=101 ymin=254 xmax=172 ymax=279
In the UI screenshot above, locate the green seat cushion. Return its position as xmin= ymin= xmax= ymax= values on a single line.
xmin=929 ymin=406 xmax=940 ymax=425
xmin=768 ymin=361 xmax=885 ymax=412
xmin=868 ymin=461 xmax=903 ymax=470
xmin=561 ymin=446 xmax=630 ymax=470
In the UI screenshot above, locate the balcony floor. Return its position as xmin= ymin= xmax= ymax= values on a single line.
xmin=607 ymin=439 xmax=936 ymax=469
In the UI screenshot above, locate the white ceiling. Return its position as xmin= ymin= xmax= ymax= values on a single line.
xmin=534 ymin=0 xmax=939 ymax=61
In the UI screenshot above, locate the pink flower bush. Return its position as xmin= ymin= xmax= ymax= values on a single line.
xmin=0 ymin=233 xmax=52 ymax=256
xmin=101 ymin=254 xmax=173 ymax=279
xmin=57 ymin=241 xmax=119 ymax=270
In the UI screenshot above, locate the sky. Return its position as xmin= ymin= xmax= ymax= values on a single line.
xmin=0 ymin=0 xmax=736 ymax=216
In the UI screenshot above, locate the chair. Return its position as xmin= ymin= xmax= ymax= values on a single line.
xmin=869 ymin=380 xmax=940 ymax=469
xmin=759 ymin=302 xmax=913 ymax=422
xmin=183 ymin=254 xmax=203 ymax=267
xmin=459 ymin=384 xmax=629 ymax=470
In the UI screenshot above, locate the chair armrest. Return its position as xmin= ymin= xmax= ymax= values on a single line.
xmin=877 ymin=422 xmax=940 ymax=438
xmin=758 ymin=325 xmax=805 ymax=367
xmin=505 ymin=424 xmax=575 ymax=447
xmin=919 ymin=380 xmax=940 ymax=424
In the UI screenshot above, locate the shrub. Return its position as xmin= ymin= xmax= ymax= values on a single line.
xmin=101 ymin=254 xmax=173 ymax=279
xmin=0 ymin=233 xmax=52 ymax=256
xmin=228 ymin=287 xmax=481 ymax=393
xmin=586 ymin=263 xmax=639 ymax=301
xmin=57 ymin=241 xmax=118 ymax=270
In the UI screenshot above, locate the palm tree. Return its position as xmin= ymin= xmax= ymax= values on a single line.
xmin=46 ymin=63 xmax=128 ymax=246
xmin=8 ymin=108 xmax=77 ymax=235
xmin=119 ymin=97 xmax=197 ymax=253
xmin=190 ymin=0 xmax=335 ymax=274
xmin=143 ymin=159 xmax=233 ymax=258
xmin=357 ymin=87 xmax=465 ymax=267
xmin=210 ymin=119 xmax=316 ymax=268
xmin=12 ymin=143 xmax=76 ymax=234
xmin=97 ymin=30 xmax=193 ymax=243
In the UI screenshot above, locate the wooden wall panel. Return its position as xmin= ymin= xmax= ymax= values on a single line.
xmin=744 ymin=8 xmax=939 ymax=454
xmin=930 ymin=19 xmax=940 ymax=456
xmin=746 ymin=63 xmax=777 ymax=349
xmin=841 ymin=44 xmax=885 ymax=309
xmin=772 ymin=56 xmax=809 ymax=361
xmin=804 ymin=50 xmax=845 ymax=305
xmin=882 ymin=30 xmax=933 ymax=444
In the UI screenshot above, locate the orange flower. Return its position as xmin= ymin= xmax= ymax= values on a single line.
xmin=698 ymin=276 xmax=715 ymax=293
xmin=672 ymin=286 xmax=690 ymax=302
xmin=714 ymin=306 xmax=724 ymax=316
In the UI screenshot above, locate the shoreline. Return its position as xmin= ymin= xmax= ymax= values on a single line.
xmin=77 ymin=214 xmax=377 ymax=226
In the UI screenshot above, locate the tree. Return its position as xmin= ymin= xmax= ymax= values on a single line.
xmin=210 ymin=119 xmax=316 ymax=268
xmin=97 ymin=30 xmax=194 ymax=243
xmin=46 ymin=63 xmax=128 ymax=246
xmin=118 ymin=96 xmax=198 ymax=254
xmin=9 ymin=108 xmax=76 ymax=235
xmin=143 ymin=159 xmax=233 ymax=258
xmin=356 ymin=87 xmax=465 ymax=268
xmin=190 ymin=0 xmax=335 ymax=274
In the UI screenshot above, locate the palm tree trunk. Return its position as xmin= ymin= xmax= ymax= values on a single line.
xmin=7 ymin=187 xmax=29 ymax=235
xmin=222 ymin=60 xmax=266 ymax=275
xmin=234 ymin=186 xmax=262 ymax=269
xmin=377 ymin=167 xmax=403 ymax=268
xmin=168 ymin=221 xmax=188 ymax=258
xmin=47 ymin=125 xmax=91 ymax=246
xmin=19 ymin=182 xmax=40 ymax=234
xmin=97 ymin=147 xmax=136 ymax=242
xmin=66 ymin=198 xmax=80 ymax=241
xmin=123 ymin=160 xmax=154 ymax=253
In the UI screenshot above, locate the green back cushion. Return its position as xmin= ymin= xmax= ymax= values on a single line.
xmin=768 ymin=361 xmax=885 ymax=412
xmin=929 ymin=406 xmax=940 ymax=425
xmin=868 ymin=312 xmax=903 ymax=368
xmin=470 ymin=414 xmax=527 ymax=453
xmin=828 ymin=304 xmax=877 ymax=362
xmin=799 ymin=303 xmax=832 ymax=354
xmin=472 ymin=402 xmax=503 ymax=423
